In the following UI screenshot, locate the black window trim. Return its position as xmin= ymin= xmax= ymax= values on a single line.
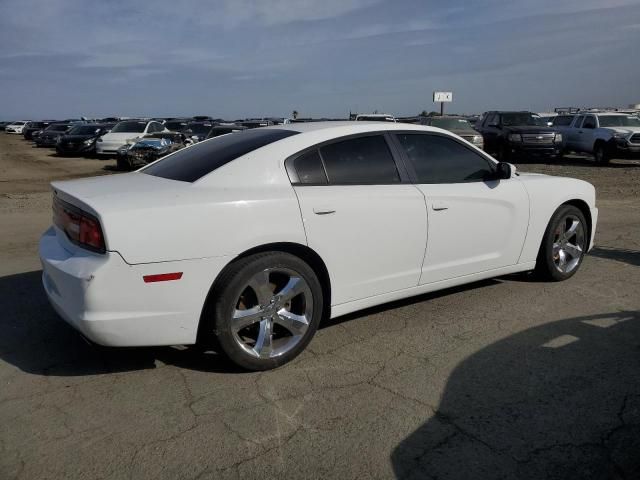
xmin=285 ymin=131 xmax=412 ymax=186
xmin=389 ymin=130 xmax=498 ymax=185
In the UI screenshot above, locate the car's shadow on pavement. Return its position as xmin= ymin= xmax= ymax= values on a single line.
xmin=0 ymin=271 xmax=500 ymax=377
xmin=391 ymin=310 xmax=640 ymax=480
xmin=0 ymin=270 xmax=245 ymax=376
xmin=589 ymin=246 xmax=640 ymax=267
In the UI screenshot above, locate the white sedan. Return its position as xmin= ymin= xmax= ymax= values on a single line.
xmin=40 ymin=122 xmax=597 ymax=370
xmin=5 ymin=121 xmax=29 ymax=134
xmin=96 ymin=119 xmax=167 ymax=155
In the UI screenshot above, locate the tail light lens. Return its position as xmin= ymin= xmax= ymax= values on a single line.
xmin=53 ymin=196 xmax=105 ymax=253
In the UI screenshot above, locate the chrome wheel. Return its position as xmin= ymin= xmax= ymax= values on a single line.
xmin=231 ymin=268 xmax=313 ymax=359
xmin=552 ymin=214 xmax=585 ymax=274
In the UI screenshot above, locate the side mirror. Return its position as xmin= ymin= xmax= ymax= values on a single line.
xmin=496 ymin=162 xmax=515 ymax=179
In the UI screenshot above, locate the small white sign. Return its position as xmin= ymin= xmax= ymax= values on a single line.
xmin=433 ymin=91 xmax=453 ymax=103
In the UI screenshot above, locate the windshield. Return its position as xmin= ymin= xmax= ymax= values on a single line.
xmin=501 ymin=113 xmax=544 ymax=127
xmin=165 ymin=121 xmax=188 ymax=131
xmin=430 ymin=118 xmax=472 ymax=130
xmin=598 ymin=115 xmax=640 ymax=127
xmin=68 ymin=125 xmax=102 ymax=135
xmin=357 ymin=116 xmax=394 ymax=122
xmin=111 ymin=121 xmax=147 ymax=133
xmin=186 ymin=123 xmax=213 ymax=134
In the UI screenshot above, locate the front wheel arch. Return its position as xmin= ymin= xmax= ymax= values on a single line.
xmin=196 ymin=242 xmax=331 ymax=345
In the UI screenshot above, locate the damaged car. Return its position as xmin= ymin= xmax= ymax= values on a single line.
xmin=116 ymin=132 xmax=192 ymax=170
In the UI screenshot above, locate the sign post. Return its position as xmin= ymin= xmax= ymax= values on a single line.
xmin=433 ymin=91 xmax=453 ymax=116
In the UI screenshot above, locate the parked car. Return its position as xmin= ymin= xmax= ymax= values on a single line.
xmin=415 ymin=116 xmax=484 ymax=149
xmin=562 ymin=113 xmax=640 ymax=164
xmin=164 ymin=119 xmax=192 ymax=133
xmin=355 ymin=113 xmax=396 ymax=122
xmin=206 ymin=125 xmax=248 ymax=139
xmin=96 ymin=120 xmax=167 ymax=156
xmin=475 ymin=111 xmax=562 ymax=160
xmin=5 ymin=121 xmax=29 ymax=134
xmin=238 ymin=120 xmax=274 ymax=129
xmin=40 ymin=122 xmax=597 ymax=371
xmin=34 ymin=123 xmax=76 ymax=147
xmin=23 ymin=121 xmax=53 ymax=140
xmin=55 ymin=123 xmax=114 ymax=156
xmin=184 ymin=121 xmax=214 ymax=142
xmin=116 ymin=132 xmax=192 ymax=170
xmin=0 ymin=121 xmax=12 ymax=131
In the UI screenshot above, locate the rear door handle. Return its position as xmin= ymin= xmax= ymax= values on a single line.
xmin=432 ymin=201 xmax=448 ymax=211
xmin=313 ymin=207 xmax=336 ymax=215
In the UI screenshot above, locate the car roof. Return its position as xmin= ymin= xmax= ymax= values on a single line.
xmin=259 ymin=121 xmax=451 ymax=137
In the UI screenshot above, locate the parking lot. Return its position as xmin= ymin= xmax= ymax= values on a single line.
xmin=1 ymin=133 xmax=639 ymax=479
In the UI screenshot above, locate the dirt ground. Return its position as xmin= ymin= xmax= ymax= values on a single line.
xmin=0 ymin=133 xmax=639 ymax=479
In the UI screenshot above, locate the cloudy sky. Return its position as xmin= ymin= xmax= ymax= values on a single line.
xmin=1 ymin=0 xmax=639 ymax=119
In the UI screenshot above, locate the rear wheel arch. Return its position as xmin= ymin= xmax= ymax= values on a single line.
xmin=196 ymin=242 xmax=331 ymax=345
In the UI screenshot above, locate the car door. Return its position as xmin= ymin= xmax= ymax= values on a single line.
xmin=567 ymin=115 xmax=584 ymax=151
xmin=579 ymin=115 xmax=597 ymax=152
xmin=481 ymin=113 xmax=500 ymax=153
xmin=392 ymin=132 xmax=529 ymax=284
xmin=290 ymin=134 xmax=428 ymax=305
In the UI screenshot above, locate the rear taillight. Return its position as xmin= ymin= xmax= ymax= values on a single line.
xmin=53 ymin=196 xmax=105 ymax=253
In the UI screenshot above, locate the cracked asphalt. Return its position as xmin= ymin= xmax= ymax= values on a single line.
xmin=1 ymin=134 xmax=639 ymax=479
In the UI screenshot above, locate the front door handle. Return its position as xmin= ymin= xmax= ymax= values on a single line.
xmin=432 ymin=201 xmax=448 ymax=211
xmin=313 ymin=207 xmax=336 ymax=215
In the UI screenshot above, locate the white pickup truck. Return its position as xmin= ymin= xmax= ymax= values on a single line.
xmin=555 ymin=112 xmax=640 ymax=164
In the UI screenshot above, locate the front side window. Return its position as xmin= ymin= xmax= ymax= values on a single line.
xmin=582 ymin=116 xmax=596 ymax=129
xmin=573 ymin=116 xmax=584 ymax=128
xmin=396 ymin=133 xmax=495 ymax=184
xmin=319 ymin=135 xmax=400 ymax=184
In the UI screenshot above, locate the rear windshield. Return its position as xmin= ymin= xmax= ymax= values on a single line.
xmin=142 ymin=128 xmax=299 ymax=182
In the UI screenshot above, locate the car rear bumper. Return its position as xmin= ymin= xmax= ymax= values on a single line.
xmin=39 ymin=226 xmax=230 ymax=347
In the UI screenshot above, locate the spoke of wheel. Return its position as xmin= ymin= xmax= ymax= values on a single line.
xmin=277 ymin=276 xmax=304 ymax=303
xmin=248 ymin=270 xmax=274 ymax=306
xmin=563 ymin=219 xmax=579 ymax=242
xmin=552 ymin=243 xmax=562 ymax=256
xmin=274 ymin=309 xmax=308 ymax=336
xmin=253 ymin=319 xmax=273 ymax=358
xmin=563 ymin=242 xmax=583 ymax=260
xmin=558 ymin=250 xmax=567 ymax=270
xmin=232 ymin=306 xmax=264 ymax=332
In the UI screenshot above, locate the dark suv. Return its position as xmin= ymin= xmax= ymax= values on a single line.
xmin=476 ymin=111 xmax=562 ymax=160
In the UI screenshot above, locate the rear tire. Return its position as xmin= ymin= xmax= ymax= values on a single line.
xmin=535 ymin=205 xmax=588 ymax=281
xmin=206 ymin=252 xmax=323 ymax=371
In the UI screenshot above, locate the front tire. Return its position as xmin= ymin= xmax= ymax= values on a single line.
xmin=207 ymin=252 xmax=323 ymax=371
xmin=594 ymin=143 xmax=610 ymax=165
xmin=535 ymin=205 xmax=588 ymax=281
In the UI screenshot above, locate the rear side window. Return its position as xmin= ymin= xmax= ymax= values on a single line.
xmin=142 ymin=129 xmax=299 ymax=182
xmin=396 ymin=133 xmax=495 ymax=184
xmin=294 ymin=150 xmax=327 ymax=184
xmin=319 ymin=135 xmax=400 ymax=184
